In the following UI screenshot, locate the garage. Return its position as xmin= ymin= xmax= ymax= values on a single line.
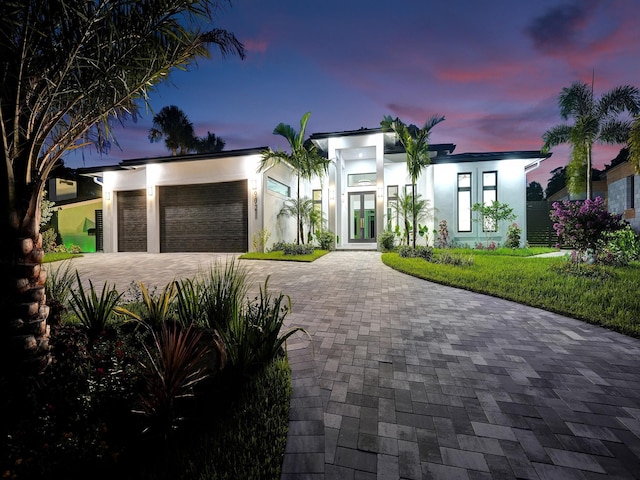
xmin=117 ymin=189 xmax=147 ymax=252
xmin=159 ymin=181 xmax=248 ymax=252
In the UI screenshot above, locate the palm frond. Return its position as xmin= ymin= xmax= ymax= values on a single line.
xmin=541 ymin=124 xmax=572 ymax=152
xmin=629 ymin=116 xmax=640 ymax=174
xmin=558 ymin=81 xmax=593 ymax=120
xmin=599 ymin=118 xmax=632 ymax=144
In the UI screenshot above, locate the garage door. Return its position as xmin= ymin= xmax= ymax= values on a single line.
xmin=117 ymin=190 xmax=147 ymax=252
xmin=159 ymin=181 xmax=248 ymax=252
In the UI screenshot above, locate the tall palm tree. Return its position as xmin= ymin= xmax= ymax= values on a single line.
xmin=542 ymin=81 xmax=640 ymax=199
xmin=149 ymin=105 xmax=196 ymax=156
xmin=629 ymin=116 xmax=640 ymax=173
xmin=0 ymin=0 xmax=244 ymax=374
xmin=194 ymin=131 xmax=226 ymax=153
xmin=259 ymin=112 xmax=330 ymax=244
xmin=381 ymin=114 xmax=445 ymax=247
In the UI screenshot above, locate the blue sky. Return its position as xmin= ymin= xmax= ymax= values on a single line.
xmin=65 ymin=0 xmax=640 ymax=189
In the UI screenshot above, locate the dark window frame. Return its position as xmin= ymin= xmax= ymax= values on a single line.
xmin=457 ymin=173 xmax=472 ymax=232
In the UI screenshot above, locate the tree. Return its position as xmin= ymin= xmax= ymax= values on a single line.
xmin=527 ymin=181 xmax=544 ymax=201
xmin=0 ymin=0 xmax=244 ymax=374
xmin=389 ymin=192 xmax=432 ymax=245
xmin=471 ymin=200 xmax=516 ymax=236
xmin=545 ymin=166 xmax=566 ymax=199
xmin=194 ymin=131 xmax=225 ymax=154
xmin=278 ymin=197 xmax=313 ymax=244
xmin=381 ymin=114 xmax=445 ymax=247
xmin=259 ymin=112 xmax=331 ymax=244
xmin=629 ymin=116 xmax=640 ymax=173
xmin=149 ymin=105 xmax=197 ymax=155
xmin=542 ymin=81 xmax=640 ymax=199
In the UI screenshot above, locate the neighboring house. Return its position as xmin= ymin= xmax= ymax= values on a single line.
xmin=80 ymin=128 xmax=550 ymax=253
xmin=605 ymin=160 xmax=639 ymax=232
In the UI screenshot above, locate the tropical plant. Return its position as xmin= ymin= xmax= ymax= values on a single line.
xmin=68 ymin=272 xmax=124 ymax=339
xmin=45 ymin=260 xmax=76 ymax=325
xmin=252 ymin=229 xmax=272 ymax=253
xmin=550 ymin=197 xmax=626 ymax=262
xmin=378 ymin=230 xmax=396 ymax=252
xmin=278 ymin=197 xmax=314 ymax=244
xmin=0 ymin=0 xmax=244 ymax=373
xmin=542 ymin=81 xmax=640 ymax=198
xmin=435 ymin=220 xmax=451 ymax=248
xmin=314 ymin=229 xmax=335 ymax=251
xmin=115 ymin=281 xmax=176 ymax=329
xmin=193 ymin=131 xmax=226 ymax=154
xmin=471 ymin=200 xmax=516 ymax=234
xmin=137 ymin=322 xmax=211 ymax=432
xmin=259 ymin=112 xmax=331 ymax=244
xmin=281 ymin=243 xmax=315 ymax=256
xmin=389 ymin=192 xmax=432 ymax=245
xmin=40 ymin=191 xmax=56 ymax=227
xmin=174 ymin=277 xmax=207 ymax=326
xmin=202 ymin=259 xmax=250 ymax=332
xmin=149 ymin=105 xmax=196 ymax=155
xmin=381 ymin=114 xmax=445 ymax=247
xmin=397 ymin=245 xmax=433 ymax=261
xmin=599 ymin=224 xmax=640 ymax=266
xmin=505 ymin=223 xmax=522 ymax=249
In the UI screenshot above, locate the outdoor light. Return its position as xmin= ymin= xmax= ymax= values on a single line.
xmin=105 ymin=191 xmax=111 ymax=201
xmin=147 ymin=186 xmax=154 ymax=197
xmin=329 ymin=188 xmax=335 ymax=200
xmin=377 ymin=186 xmax=383 ymax=198
xmin=251 ymin=179 xmax=258 ymax=218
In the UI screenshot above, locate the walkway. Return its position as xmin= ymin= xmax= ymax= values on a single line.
xmin=61 ymin=251 xmax=640 ymax=479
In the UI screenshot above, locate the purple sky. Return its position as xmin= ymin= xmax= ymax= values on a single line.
xmin=65 ymin=0 xmax=640 ymax=189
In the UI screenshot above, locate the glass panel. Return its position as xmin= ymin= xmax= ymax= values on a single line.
xmin=458 ymin=191 xmax=471 ymax=232
xmin=312 ymin=189 xmax=322 ymax=201
xmin=458 ymin=173 xmax=471 ymax=188
xmin=267 ymin=177 xmax=290 ymax=197
xmin=348 ymin=173 xmax=376 ymax=187
xmin=350 ymin=194 xmax=361 ymax=240
xmin=387 ymin=185 xmax=398 ymax=199
xmin=364 ymin=193 xmax=375 ymax=240
xmin=483 ymin=172 xmax=496 ymax=187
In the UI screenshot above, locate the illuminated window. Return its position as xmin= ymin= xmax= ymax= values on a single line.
xmin=312 ymin=189 xmax=322 ymax=232
xmin=457 ymin=173 xmax=471 ymax=232
xmin=387 ymin=185 xmax=398 ymax=230
xmin=482 ymin=171 xmax=497 ymax=232
xmin=348 ymin=173 xmax=376 ymax=187
xmin=267 ymin=177 xmax=290 ymax=197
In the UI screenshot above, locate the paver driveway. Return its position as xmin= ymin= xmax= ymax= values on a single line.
xmin=62 ymin=251 xmax=640 ymax=479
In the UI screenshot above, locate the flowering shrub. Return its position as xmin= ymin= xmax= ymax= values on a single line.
xmin=505 ymin=223 xmax=521 ymax=248
xmin=435 ymin=220 xmax=451 ymax=248
xmin=475 ymin=241 xmax=497 ymax=251
xmin=550 ymin=197 xmax=626 ymax=262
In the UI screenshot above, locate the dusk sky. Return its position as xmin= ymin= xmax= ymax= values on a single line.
xmin=66 ymin=0 xmax=640 ymax=190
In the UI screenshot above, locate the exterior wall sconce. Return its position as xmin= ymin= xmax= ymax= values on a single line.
xmin=329 ymin=188 xmax=335 ymax=200
xmin=377 ymin=186 xmax=384 ymax=198
xmin=105 ymin=191 xmax=111 ymax=201
xmin=251 ymin=179 xmax=258 ymax=218
xmin=147 ymin=186 xmax=154 ymax=197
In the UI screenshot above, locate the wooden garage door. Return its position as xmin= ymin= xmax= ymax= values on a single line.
xmin=117 ymin=190 xmax=147 ymax=252
xmin=159 ymin=181 xmax=248 ymax=252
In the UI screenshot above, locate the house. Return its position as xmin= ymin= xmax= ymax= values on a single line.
xmin=80 ymin=128 xmax=550 ymax=253
xmin=605 ymin=159 xmax=639 ymax=232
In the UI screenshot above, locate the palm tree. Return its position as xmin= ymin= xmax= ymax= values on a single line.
xmin=389 ymin=193 xmax=431 ymax=245
xmin=259 ymin=112 xmax=331 ymax=244
xmin=149 ymin=105 xmax=196 ymax=156
xmin=278 ymin=197 xmax=314 ymax=244
xmin=0 ymin=0 xmax=244 ymax=374
xmin=629 ymin=116 xmax=640 ymax=173
xmin=194 ymin=131 xmax=225 ymax=154
xmin=381 ymin=114 xmax=445 ymax=247
xmin=542 ymin=81 xmax=640 ymax=199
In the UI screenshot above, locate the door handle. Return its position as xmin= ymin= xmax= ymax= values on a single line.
xmin=360 ymin=217 xmax=364 ymax=229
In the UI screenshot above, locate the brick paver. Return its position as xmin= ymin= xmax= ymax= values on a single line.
xmin=62 ymin=251 xmax=640 ymax=479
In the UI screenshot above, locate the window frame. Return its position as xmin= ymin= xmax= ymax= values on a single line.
xmin=266 ymin=177 xmax=290 ymax=197
xmin=457 ymin=173 xmax=472 ymax=233
xmin=482 ymin=171 xmax=498 ymax=232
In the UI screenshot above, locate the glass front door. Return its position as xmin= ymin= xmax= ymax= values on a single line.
xmin=349 ymin=192 xmax=376 ymax=243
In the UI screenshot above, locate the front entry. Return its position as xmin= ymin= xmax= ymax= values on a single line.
xmin=349 ymin=192 xmax=376 ymax=243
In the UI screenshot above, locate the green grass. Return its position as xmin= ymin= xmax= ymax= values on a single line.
xmin=43 ymin=252 xmax=82 ymax=263
xmin=239 ymin=249 xmax=329 ymax=262
xmin=382 ymin=251 xmax=640 ymax=338
xmin=451 ymin=246 xmax=558 ymax=257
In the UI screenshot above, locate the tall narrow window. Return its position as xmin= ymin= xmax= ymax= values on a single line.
xmin=482 ymin=171 xmax=497 ymax=232
xmin=312 ymin=189 xmax=322 ymax=232
xmin=458 ymin=173 xmax=472 ymax=232
xmin=387 ymin=185 xmax=398 ymax=230
xmin=627 ymin=176 xmax=635 ymax=209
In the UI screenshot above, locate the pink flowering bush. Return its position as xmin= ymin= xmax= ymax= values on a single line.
xmin=550 ymin=197 xmax=626 ymax=262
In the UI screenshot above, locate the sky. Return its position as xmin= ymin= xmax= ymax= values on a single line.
xmin=65 ymin=0 xmax=640 ymax=190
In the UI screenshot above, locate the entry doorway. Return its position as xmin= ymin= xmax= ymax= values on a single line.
xmin=349 ymin=192 xmax=376 ymax=243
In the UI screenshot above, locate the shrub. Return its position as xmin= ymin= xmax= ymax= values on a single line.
xmin=268 ymin=241 xmax=287 ymax=252
xmin=475 ymin=241 xmax=497 ymax=251
xmin=252 ymin=229 xmax=271 ymax=253
xmin=42 ymin=228 xmax=58 ymax=253
xmin=397 ymin=245 xmax=433 ymax=261
xmin=551 ymin=197 xmax=626 ymax=261
xmin=45 ymin=260 xmax=75 ymax=325
xmin=69 ymin=272 xmax=124 ymax=339
xmin=115 ymin=281 xmax=177 ymax=329
xmin=505 ymin=223 xmax=521 ymax=248
xmin=435 ymin=220 xmax=451 ymax=248
xmin=174 ymin=277 xmax=207 ymax=326
xmin=599 ymin=225 xmax=640 ymax=266
xmin=202 ymin=259 xmax=250 ymax=332
xmin=315 ymin=229 xmax=335 ymax=251
xmin=378 ymin=230 xmax=396 ymax=252
xmin=282 ymin=242 xmax=315 ymax=255
xmin=433 ymin=252 xmax=474 ymax=266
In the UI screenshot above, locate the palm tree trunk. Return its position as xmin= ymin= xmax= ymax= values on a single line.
xmin=1 ymin=187 xmax=51 ymax=376
xmin=296 ymin=175 xmax=301 ymax=244
xmin=412 ymin=183 xmax=417 ymax=248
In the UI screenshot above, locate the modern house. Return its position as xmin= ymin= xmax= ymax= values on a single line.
xmin=80 ymin=127 xmax=550 ymax=253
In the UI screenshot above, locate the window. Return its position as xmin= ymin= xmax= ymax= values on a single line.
xmin=482 ymin=171 xmax=497 ymax=231
xmin=627 ymin=176 xmax=635 ymax=209
xmin=457 ymin=173 xmax=472 ymax=232
xmin=387 ymin=185 xmax=398 ymax=230
xmin=267 ymin=177 xmax=290 ymax=197
xmin=312 ymin=189 xmax=322 ymax=232
xmin=404 ymin=184 xmax=416 ymax=197
xmin=348 ymin=173 xmax=376 ymax=187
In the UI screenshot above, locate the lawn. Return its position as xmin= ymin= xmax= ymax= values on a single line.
xmin=239 ymin=249 xmax=329 ymax=262
xmin=382 ymin=250 xmax=640 ymax=338
xmin=43 ymin=252 xmax=82 ymax=263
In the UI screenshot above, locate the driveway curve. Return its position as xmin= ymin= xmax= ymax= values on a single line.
xmin=61 ymin=251 xmax=640 ymax=479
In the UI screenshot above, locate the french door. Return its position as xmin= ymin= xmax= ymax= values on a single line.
xmin=348 ymin=192 xmax=376 ymax=243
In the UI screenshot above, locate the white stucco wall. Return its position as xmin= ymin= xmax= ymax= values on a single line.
xmin=432 ymin=159 xmax=528 ymax=247
xmin=262 ymin=163 xmax=297 ymax=249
